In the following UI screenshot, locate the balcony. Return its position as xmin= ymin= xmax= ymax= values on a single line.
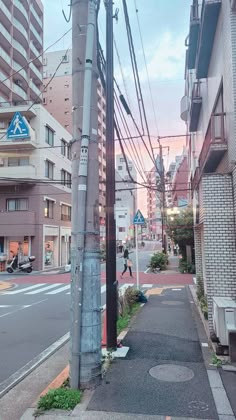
xmin=180 ymin=95 xmax=189 ymax=122
xmin=13 ymin=18 xmax=28 ymax=45
xmin=12 ymin=83 xmax=28 ymax=101
xmin=30 ymin=42 xmax=42 ymax=66
xmin=14 ymin=0 xmax=28 ymax=27
xmin=29 ymin=79 xmax=41 ymax=99
xmin=13 ymin=39 xmax=28 ymax=65
xmin=198 ymin=112 xmax=227 ymax=174
xmin=191 ymin=166 xmax=200 ymax=192
xmin=196 ymin=0 xmax=221 ymax=79
xmin=30 ymin=61 xmax=42 ymax=85
xmin=0 ymin=70 xmax=11 ymax=94
xmin=0 ymin=22 xmax=11 ymax=49
xmin=30 ymin=23 xmax=43 ymax=48
xmin=188 ymin=2 xmax=201 ymax=69
xmin=0 ymin=165 xmax=37 ymax=184
xmin=0 ymin=47 xmax=11 ymax=72
xmin=30 ymin=5 xmax=43 ymax=31
xmin=0 ymin=0 xmax=12 ymax=25
xmin=13 ymin=61 xmax=28 ymax=84
xmin=189 ymin=81 xmax=202 ymax=132
xmin=0 ymin=127 xmax=37 ymax=151
xmin=0 ymin=211 xmax=36 ymax=236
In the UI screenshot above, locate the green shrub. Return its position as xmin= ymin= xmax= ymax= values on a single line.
xmin=196 ymin=278 xmax=204 ymax=301
xmin=200 ymin=295 xmax=208 ymax=320
xmin=179 ymin=258 xmax=195 ymax=274
xmin=37 ymin=388 xmax=81 ymax=412
xmin=124 ymin=287 xmax=139 ymax=312
xmin=149 ymin=252 xmax=168 ymax=271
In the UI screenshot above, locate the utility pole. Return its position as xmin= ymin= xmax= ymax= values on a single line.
xmin=105 ymin=0 xmax=117 ymax=350
xmin=70 ymin=0 xmax=101 ymax=390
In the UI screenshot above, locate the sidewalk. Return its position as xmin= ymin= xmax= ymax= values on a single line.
xmin=21 ymin=285 xmax=236 ymax=420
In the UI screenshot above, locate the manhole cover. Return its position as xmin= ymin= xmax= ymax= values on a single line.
xmin=149 ymin=364 xmax=194 ymax=382
xmin=188 ymin=401 xmax=209 ymax=412
xmin=161 ymin=300 xmax=184 ymax=306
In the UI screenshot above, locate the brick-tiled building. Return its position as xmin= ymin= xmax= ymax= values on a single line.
xmin=181 ymin=0 xmax=236 ymax=331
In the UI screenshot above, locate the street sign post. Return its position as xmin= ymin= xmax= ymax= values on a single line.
xmin=133 ymin=209 xmax=145 ymax=289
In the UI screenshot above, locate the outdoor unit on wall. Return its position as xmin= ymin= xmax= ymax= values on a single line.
xmin=213 ymin=297 xmax=236 ymax=346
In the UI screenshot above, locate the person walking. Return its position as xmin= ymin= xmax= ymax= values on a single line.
xmin=121 ymin=248 xmax=133 ymax=278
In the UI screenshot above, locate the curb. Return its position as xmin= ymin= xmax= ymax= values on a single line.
xmin=0 ymin=333 xmax=69 ymax=399
xmin=0 ymin=281 xmax=14 ymax=291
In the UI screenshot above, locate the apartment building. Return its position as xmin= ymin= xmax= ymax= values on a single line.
xmin=171 ymin=154 xmax=189 ymax=208
xmin=146 ymin=156 xmax=164 ymax=240
xmin=42 ymin=50 xmax=106 ymax=238
xmin=0 ymin=0 xmax=43 ymax=107
xmin=0 ymin=104 xmax=72 ymax=271
xmin=115 ymin=170 xmax=135 ymax=245
xmin=181 ymin=0 xmax=236 ymax=332
xmin=116 ymin=154 xmax=137 ymax=210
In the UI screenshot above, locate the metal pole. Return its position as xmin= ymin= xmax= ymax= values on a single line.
xmin=106 ymin=0 xmax=117 ymax=351
xmin=135 ymin=224 xmax=139 ymax=289
xmin=70 ymin=0 xmax=101 ymax=389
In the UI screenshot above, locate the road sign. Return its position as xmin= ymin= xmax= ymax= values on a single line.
xmin=133 ymin=209 xmax=145 ymax=225
xmin=7 ymin=112 xmax=30 ymax=139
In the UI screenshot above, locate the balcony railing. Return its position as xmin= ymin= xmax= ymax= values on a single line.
xmin=0 ymin=22 xmax=11 ymax=45
xmin=14 ymin=0 xmax=28 ymax=23
xmin=30 ymin=23 xmax=43 ymax=46
xmin=198 ymin=112 xmax=227 ymax=174
xmin=13 ymin=18 xmax=28 ymax=42
xmin=0 ymin=0 xmax=11 ymax=23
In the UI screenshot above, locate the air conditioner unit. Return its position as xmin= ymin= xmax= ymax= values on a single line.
xmin=213 ymin=297 xmax=236 ymax=345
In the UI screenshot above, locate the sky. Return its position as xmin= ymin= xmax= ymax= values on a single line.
xmin=42 ymin=0 xmax=191 ymax=213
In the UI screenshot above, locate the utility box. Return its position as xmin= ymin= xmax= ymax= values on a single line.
xmin=213 ymin=297 xmax=236 ymax=346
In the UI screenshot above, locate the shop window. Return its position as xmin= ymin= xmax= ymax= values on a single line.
xmin=7 ymin=198 xmax=28 ymax=211
xmin=45 ymin=160 xmax=54 ymax=179
xmin=45 ymin=125 xmax=54 ymax=146
xmin=61 ymin=169 xmax=71 ymax=188
xmin=61 ymin=204 xmax=71 ymax=221
xmin=44 ymin=199 xmax=54 ymax=218
xmin=8 ymin=157 xmax=29 ymax=166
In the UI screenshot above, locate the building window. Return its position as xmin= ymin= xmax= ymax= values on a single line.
xmin=43 ymin=97 xmax=47 ymax=104
xmin=116 ymin=198 xmax=122 ymax=201
xmin=118 ymin=166 xmax=123 ymax=170
xmin=119 ymin=227 xmax=125 ymax=232
xmin=64 ymin=84 xmax=69 ymax=88
xmin=120 ymin=158 xmax=124 ymax=162
xmin=44 ymin=199 xmax=54 ymax=218
xmin=62 ymin=54 xmax=69 ymax=63
xmin=118 ymin=215 xmax=125 ymax=218
xmin=61 ymin=170 xmax=71 ymax=188
xmin=8 ymin=157 xmax=29 ymax=166
xmin=7 ymin=198 xmax=28 ymax=211
xmin=45 ymin=160 xmax=54 ymax=179
xmin=64 ymin=97 xmax=69 ymax=102
xmin=45 ymin=126 xmax=54 ymax=146
xmin=61 ymin=139 xmax=66 ymax=156
xmin=61 ymin=204 xmax=71 ymax=221
xmin=67 ymin=144 xmax=72 ymax=160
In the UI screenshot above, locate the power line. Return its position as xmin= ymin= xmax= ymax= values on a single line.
xmin=133 ymin=0 xmax=160 ymax=137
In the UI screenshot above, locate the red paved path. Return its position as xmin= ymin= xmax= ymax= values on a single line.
xmin=5 ymin=272 xmax=193 ymax=286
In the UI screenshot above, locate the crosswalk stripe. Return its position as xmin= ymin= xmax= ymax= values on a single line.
xmin=46 ymin=285 xmax=70 ymax=295
xmin=3 ymin=284 xmax=46 ymax=295
xmin=26 ymin=284 xmax=62 ymax=295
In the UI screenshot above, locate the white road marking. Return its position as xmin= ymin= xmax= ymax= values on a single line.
xmin=0 ymin=305 xmax=12 ymax=308
xmin=46 ymin=284 xmax=70 ymax=295
xmin=142 ymin=284 xmax=153 ymax=288
xmin=172 ymin=288 xmax=182 ymax=291
xmin=3 ymin=284 xmax=46 ymax=295
xmin=25 ymin=283 xmax=62 ymax=295
xmin=0 ymin=299 xmax=47 ymax=319
xmin=201 ymin=342 xmax=209 ymax=347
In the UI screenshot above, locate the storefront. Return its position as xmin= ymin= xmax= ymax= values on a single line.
xmin=43 ymin=226 xmax=59 ymax=269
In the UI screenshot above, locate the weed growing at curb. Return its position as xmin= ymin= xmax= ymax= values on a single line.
xmin=117 ymin=302 xmax=140 ymax=335
xmin=211 ymin=353 xmax=222 ymax=368
xmin=35 ymin=388 xmax=81 ymax=416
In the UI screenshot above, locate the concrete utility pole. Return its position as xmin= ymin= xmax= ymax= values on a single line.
xmin=70 ymin=0 xmax=101 ymax=389
xmin=160 ymin=145 xmax=166 ymax=253
xmin=105 ymin=0 xmax=117 ymax=350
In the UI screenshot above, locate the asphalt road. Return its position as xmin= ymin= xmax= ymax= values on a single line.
xmin=0 ymin=246 xmax=161 ymax=389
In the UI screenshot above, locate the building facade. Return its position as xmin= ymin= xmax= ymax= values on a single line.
xmin=42 ymin=50 xmax=106 ymax=240
xmin=147 ymin=155 xmax=164 ymax=240
xmin=181 ymin=0 xmax=236 ymax=332
xmin=0 ymin=0 xmax=43 ymax=106
xmin=115 ymin=170 xmax=135 ymax=245
xmin=0 ymin=104 xmax=72 ymax=271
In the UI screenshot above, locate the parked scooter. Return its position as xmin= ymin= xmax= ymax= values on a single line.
xmin=6 ymin=255 xmax=35 ymax=274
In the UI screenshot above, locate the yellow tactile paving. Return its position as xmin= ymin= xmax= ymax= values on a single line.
xmin=146 ymin=285 xmax=184 ymax=296
xmin=0 ymin=281 xmax=13 ymax=291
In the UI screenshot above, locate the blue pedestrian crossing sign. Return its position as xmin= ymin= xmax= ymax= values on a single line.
xmin=133 ymin=209 xmax=145 ymax=225
xmin=7 ymin=112 xmax=30 ymax=139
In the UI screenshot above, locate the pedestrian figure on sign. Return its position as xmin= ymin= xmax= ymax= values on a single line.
xmin=121 ymin=248 xmax=133 ymax=278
